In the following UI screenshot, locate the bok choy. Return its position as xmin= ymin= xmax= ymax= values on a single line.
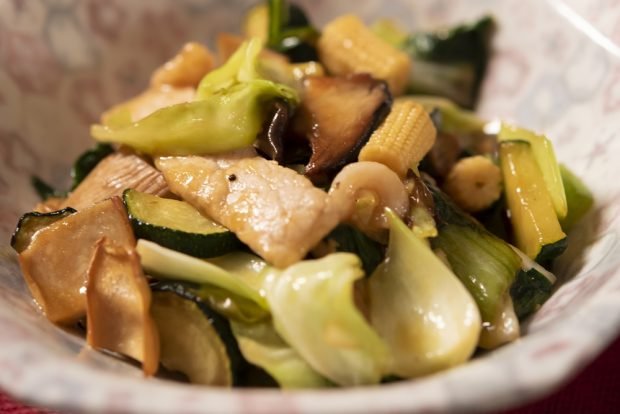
xmin=402 ymin=16 xmax=494 ymax=108
xmin=266 ymin=253 xmax=389 ymax=386
xmin=231 ymin=320 xmax=331 ymax=388
xmin=369 ymin=210 xmax=481 ymax=377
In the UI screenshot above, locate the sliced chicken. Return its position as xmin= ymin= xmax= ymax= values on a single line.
xmin=156 ymin=154 xmax=341 ymax=268
xmin=63 ymin=150 xmax=169 ymax=210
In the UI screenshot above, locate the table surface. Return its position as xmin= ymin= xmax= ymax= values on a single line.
xmin=2 ymin=333 xmax=619 ymax=414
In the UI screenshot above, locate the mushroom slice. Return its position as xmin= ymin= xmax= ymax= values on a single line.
xmin=295 ymin=74 xmax=391 ymax=181
xmin=86 ymin=237 xmax=159 ymax=376
xmin=62 ymin=150 xmax=169 ymax=210
xmin=18 ymin=197 xmax=135 ymax=324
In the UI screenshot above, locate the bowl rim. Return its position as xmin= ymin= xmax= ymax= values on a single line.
xmin=1 ymin=229 xmax=620 ymax=413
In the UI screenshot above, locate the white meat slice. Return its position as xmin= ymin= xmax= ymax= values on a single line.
xmin=156 ymin=154 xmax=341 ymax=268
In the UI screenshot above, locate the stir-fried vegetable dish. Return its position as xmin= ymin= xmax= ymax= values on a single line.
xmin=11 ymin=0 xmax=593 ymax=388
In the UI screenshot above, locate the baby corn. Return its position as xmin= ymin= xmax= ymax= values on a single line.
xmin=359 ymin=99 xmax=436 ymax=177
xmin=442 ymin=155 xmax=502 ymax=213
xmin=317 ymin=14 xmax=411 ymax=95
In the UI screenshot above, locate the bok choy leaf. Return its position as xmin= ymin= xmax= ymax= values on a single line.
xmin=231 ymin=319 xmax=331 ymax=388
xmin=266 ymin=253 xmax=389 ymax=386
xmin=369 ymin=210 xmax=481 ymax=378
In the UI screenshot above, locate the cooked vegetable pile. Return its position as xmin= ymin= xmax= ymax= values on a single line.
xmin=11 ymin=0 xmax=593 ymax=388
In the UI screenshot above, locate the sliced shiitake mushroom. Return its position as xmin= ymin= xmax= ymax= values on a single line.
xmin=254 ymin=100 xmax=290 ymax=163
xmin=423 ymin=132 xmax=462 ymax=181
xmin=294 ymin=74 xmax=392 ymax=181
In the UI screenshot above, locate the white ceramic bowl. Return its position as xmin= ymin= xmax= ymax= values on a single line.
xmin=1 ymin=0 xmax=620 ymax=412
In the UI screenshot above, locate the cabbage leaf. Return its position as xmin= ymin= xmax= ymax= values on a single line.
xmin=91 ymin=38 xmax=298 ymax=155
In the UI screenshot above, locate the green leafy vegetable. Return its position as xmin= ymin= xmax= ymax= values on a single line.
xmin=559 ymin=164 xmax=594 ymax=231
xmin=140 ymin=239 xmax=388 ymax=386
xmin=370 ymin=19 xmax=408 ymax=48
xmin=91 ymin=39 xmax=298 ymax=156
xmin=266 ymin=253 xmax=389 ymax=386
xmin=369 ymin=210 xmax=480 ymax=378
xmin=70 ymin=143 xmax=114 ymax=190
xmin=231 ymin=319 xmax=331 ymax=388
xmin=30 ymin=176 xmax=66 ymax=201
xmin=402 ymin=16 xmax=495 ymax=108
xmin=411 ymin=95 xmax=486 ymax=135
xmin=267 ymin=0 xmax=319 ymax=62
xmin=326 ymin=225 xmax=384 ymax=276
xmin=431 ymin=186 xmax=521 ymax=323
xmin=136 ymin=240 xmax=271 ymax=322
xmin=511 ymin=267 xmax=554 ymax=320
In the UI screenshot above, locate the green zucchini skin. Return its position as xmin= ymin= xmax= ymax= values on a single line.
xmin=131 ymin=220 xmax=242 ymax=258
xmin=123 ymin=189 xmax=242 ymax=258
xmin=10 ymin=207 xmax=77 ymax=253
xmin=71 ymin=143 xmax=115 ymax=190
xmin=151 ymin=282 xmax=246 ymax=386
xmin=498 ymin=140 xmax=567 ymax=263
xmin=510 ymin=268 xmax=554 ymax=320
xmin=536 ymin=238 xmax=568 ymax=266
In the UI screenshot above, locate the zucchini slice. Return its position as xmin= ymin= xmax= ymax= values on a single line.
xmin=150 ymin=289 xmax=244 ymax=386
xmin=499 ymin=140 xmax=567 ymax=262
xmin=499 ymin=124 xmax=567 ymax=219
xmin=123 ymin=189 xmax=241 ymax=258
xmin=10 ymin=207 xmax=76 ymax=253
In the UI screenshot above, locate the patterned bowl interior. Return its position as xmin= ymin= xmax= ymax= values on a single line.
xmin=1 ymin=0 xmax=620 ymax=413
